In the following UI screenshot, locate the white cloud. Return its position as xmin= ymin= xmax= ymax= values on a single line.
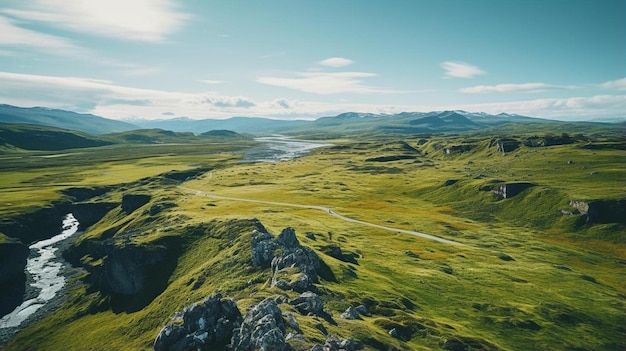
xmin=199 ymin=80 xmax=225 ymax=85
xmin=1 ymin=71 xmax=624 ymax=121
xmin=0 ymin=15 xmax=81 ymax=53
xmin=441 ymin=61 xmax=486 ymax=79
xmin=461 ymin=82 xmax=578 ymax=94
xmin=2 ymin=0 xmax=189 ymax=42
xmin=257 ymin=71 xmax=407 ymax=95
xmin=319 ymin=57 xmax=354 ymax=68
xmin=601 ymin=77 xmax=626 ymax=90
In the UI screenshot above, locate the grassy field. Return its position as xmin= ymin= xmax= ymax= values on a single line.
xmin=1 ymin=126 xmax=624 ymax=350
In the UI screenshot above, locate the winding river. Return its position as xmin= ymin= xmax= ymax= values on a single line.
xmin=244 ymin=135 xmax=330 ymax=162
xmin=0 ymin=214 xmax=79 ymax=329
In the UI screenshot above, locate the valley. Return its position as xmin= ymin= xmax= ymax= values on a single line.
xmin=0 ymin=115 xmax=624 ymax=351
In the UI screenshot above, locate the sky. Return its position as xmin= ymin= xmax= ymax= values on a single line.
xmin=0 ymin=0 xmax=624 ymax=121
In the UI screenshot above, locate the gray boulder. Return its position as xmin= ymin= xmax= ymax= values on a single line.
xmin=232 ymin=297 xmax=287 ymax=351
xmin=154 ymin=294 xmax=242 ymax=351
xmin=340 ymin=306 xmax=361 ymax=320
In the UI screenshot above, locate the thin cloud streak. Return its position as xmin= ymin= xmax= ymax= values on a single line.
xmin=441 ymin=61 xmax=486 ymax=79
xmin=461 ymin=82 xmax=579 ymax=94
xmin=257 ymin=71 xmax=410 ymax=95
xmin=318 ymin=57 xmax=354 ymax=68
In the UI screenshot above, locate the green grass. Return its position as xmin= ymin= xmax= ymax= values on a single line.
xmin=2 ymin=129 xmax=625 ymax=350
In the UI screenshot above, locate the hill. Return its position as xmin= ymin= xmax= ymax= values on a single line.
xmin=0 ymin=123 xmax=112 ymax=151
xmin=0 ymin=104 xmax=138 ymax=135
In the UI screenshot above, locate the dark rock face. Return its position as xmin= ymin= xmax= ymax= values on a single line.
xmin=444 ymin=144 xmax=474 ymax=155
xmin=570 ymin=199 xmax=626 ymax=224
xmin=321 ymin=245 xmax=359 ymax=265
xmin=154 ymin=294 xmax=242 ymax=351
xmin=252 ymin=227 xmax=324 ymax=293
xmin=121 ymin=194 xmax=151 ymax=214
xmin=232 ymin=297 xmax=287 ymax=351
xmin=490 ymin=138 xmax=520 ymax=153
xmin=89 ymin=243 xmax=168 ymax=295
xmin=444 ymin=179 xmax=458 ymax=186
xmin=493 ymin=182 xmax=535 ymax=199
xmin=0 ymin=242 xmax=30 ymax=317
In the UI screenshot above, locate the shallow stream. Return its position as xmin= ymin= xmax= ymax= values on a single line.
xmin=0 ymin=214 xmax=79 ymax=329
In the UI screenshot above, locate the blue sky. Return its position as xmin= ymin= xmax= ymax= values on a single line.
xmin=0 ymin=0 xmax=624 ymax=120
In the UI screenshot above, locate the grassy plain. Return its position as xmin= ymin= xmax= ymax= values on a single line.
xmin=1 ymin=126 xmax=624 ymax=350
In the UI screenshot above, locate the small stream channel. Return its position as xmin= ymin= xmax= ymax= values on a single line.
xmin=0 ymin=214 xmax=79 ymax=329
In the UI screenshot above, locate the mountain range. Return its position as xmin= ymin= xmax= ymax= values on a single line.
xmin=0 ymin=104 xmax=615 ymax=137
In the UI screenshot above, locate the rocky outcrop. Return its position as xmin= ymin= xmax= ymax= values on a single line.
xmin=251 ymin=227 xmax=324 ymax=293
xmin=444 ymin=144 xmax=474 ymax=155
xmin=232 ymin=297 xmax=288 ymax=351
xmin=288 ymin=291 xmax=334 ymax=323
xmin=523 ymin=134 xmax=574 ymax=147
xmin=0 ymin=241 xmax=30 ymax=317
xmin=493 ymin=182 xmax=535 ymax=199
xmin=489 ymin=138 xmax=520 ymax=153
xmin=154 ymin=294 xmax=242 ymax=351
xmin=570 ymin=199 xmax=626 ymax=224
xmin=121 ymin=194 xmax=151 ymax=214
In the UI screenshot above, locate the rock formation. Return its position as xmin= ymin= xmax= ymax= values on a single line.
xmin=154 ymin=294 xmax=242 ymax=351
xmin=232 ymin=297 xmax=288 ymax=351
xmin=251 ymin=227 xmax=324 ymax=293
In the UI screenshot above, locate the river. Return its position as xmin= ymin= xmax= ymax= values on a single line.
xmin=0 ymin=214 xmax=79 ymax=329
xmin=243 ymin=135 xmax=330 ymax=162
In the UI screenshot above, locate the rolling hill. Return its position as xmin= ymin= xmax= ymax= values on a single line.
xmin=0 ymin=105 xmax=138 ymax=135
xmin=0 ymin=123 xmax=112 ymax=151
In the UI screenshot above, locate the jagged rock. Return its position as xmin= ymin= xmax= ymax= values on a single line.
xmin=493 ymin=182 xmax=535 ymax=199
xmin=275 ymin=227 xmax=299 ymax=248
xmin=154 ymin=294 xmax=242 ymax=351
xmin=251 ymin=230 xmax=278 ymax=268
xmin=340 ymin=306 xmax=361 ymax=320
xmin=232 ymin=297 xmax=287 ymax=351
xmin=289 ymin=291 xmax=325 ymax=316
xmin=305 ymin=232 xmax=317 ymax=240
xmin=121 ymin=194 xmax=151 ymax=214
xmin=252 ymin=227 xmax=324 ymax=293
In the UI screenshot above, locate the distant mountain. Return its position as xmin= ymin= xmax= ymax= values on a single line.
xmin=128 ymin=117 xmax=309 ymax=134
xmin=0 ymin=123 xmax=112 ymax=150
xmin=0 ymin=104 xmax=138 ymax=135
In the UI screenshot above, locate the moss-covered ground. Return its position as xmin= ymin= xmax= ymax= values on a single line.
xmin=1 ymin=127 xmax=624 ymax=350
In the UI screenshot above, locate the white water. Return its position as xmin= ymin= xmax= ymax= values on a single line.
xmin=247 ymin=135 xmax=329 ymax=162
xmin=0 ymin=214 xmax=79 ymax=329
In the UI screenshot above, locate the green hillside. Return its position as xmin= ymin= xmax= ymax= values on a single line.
xmin=0 ymin=104 xmax=137 ymax=135
xmin=0 ymin=123 xmax=623 ymax=350
xmin=0 ymin=123 xmax=112 ymax=150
